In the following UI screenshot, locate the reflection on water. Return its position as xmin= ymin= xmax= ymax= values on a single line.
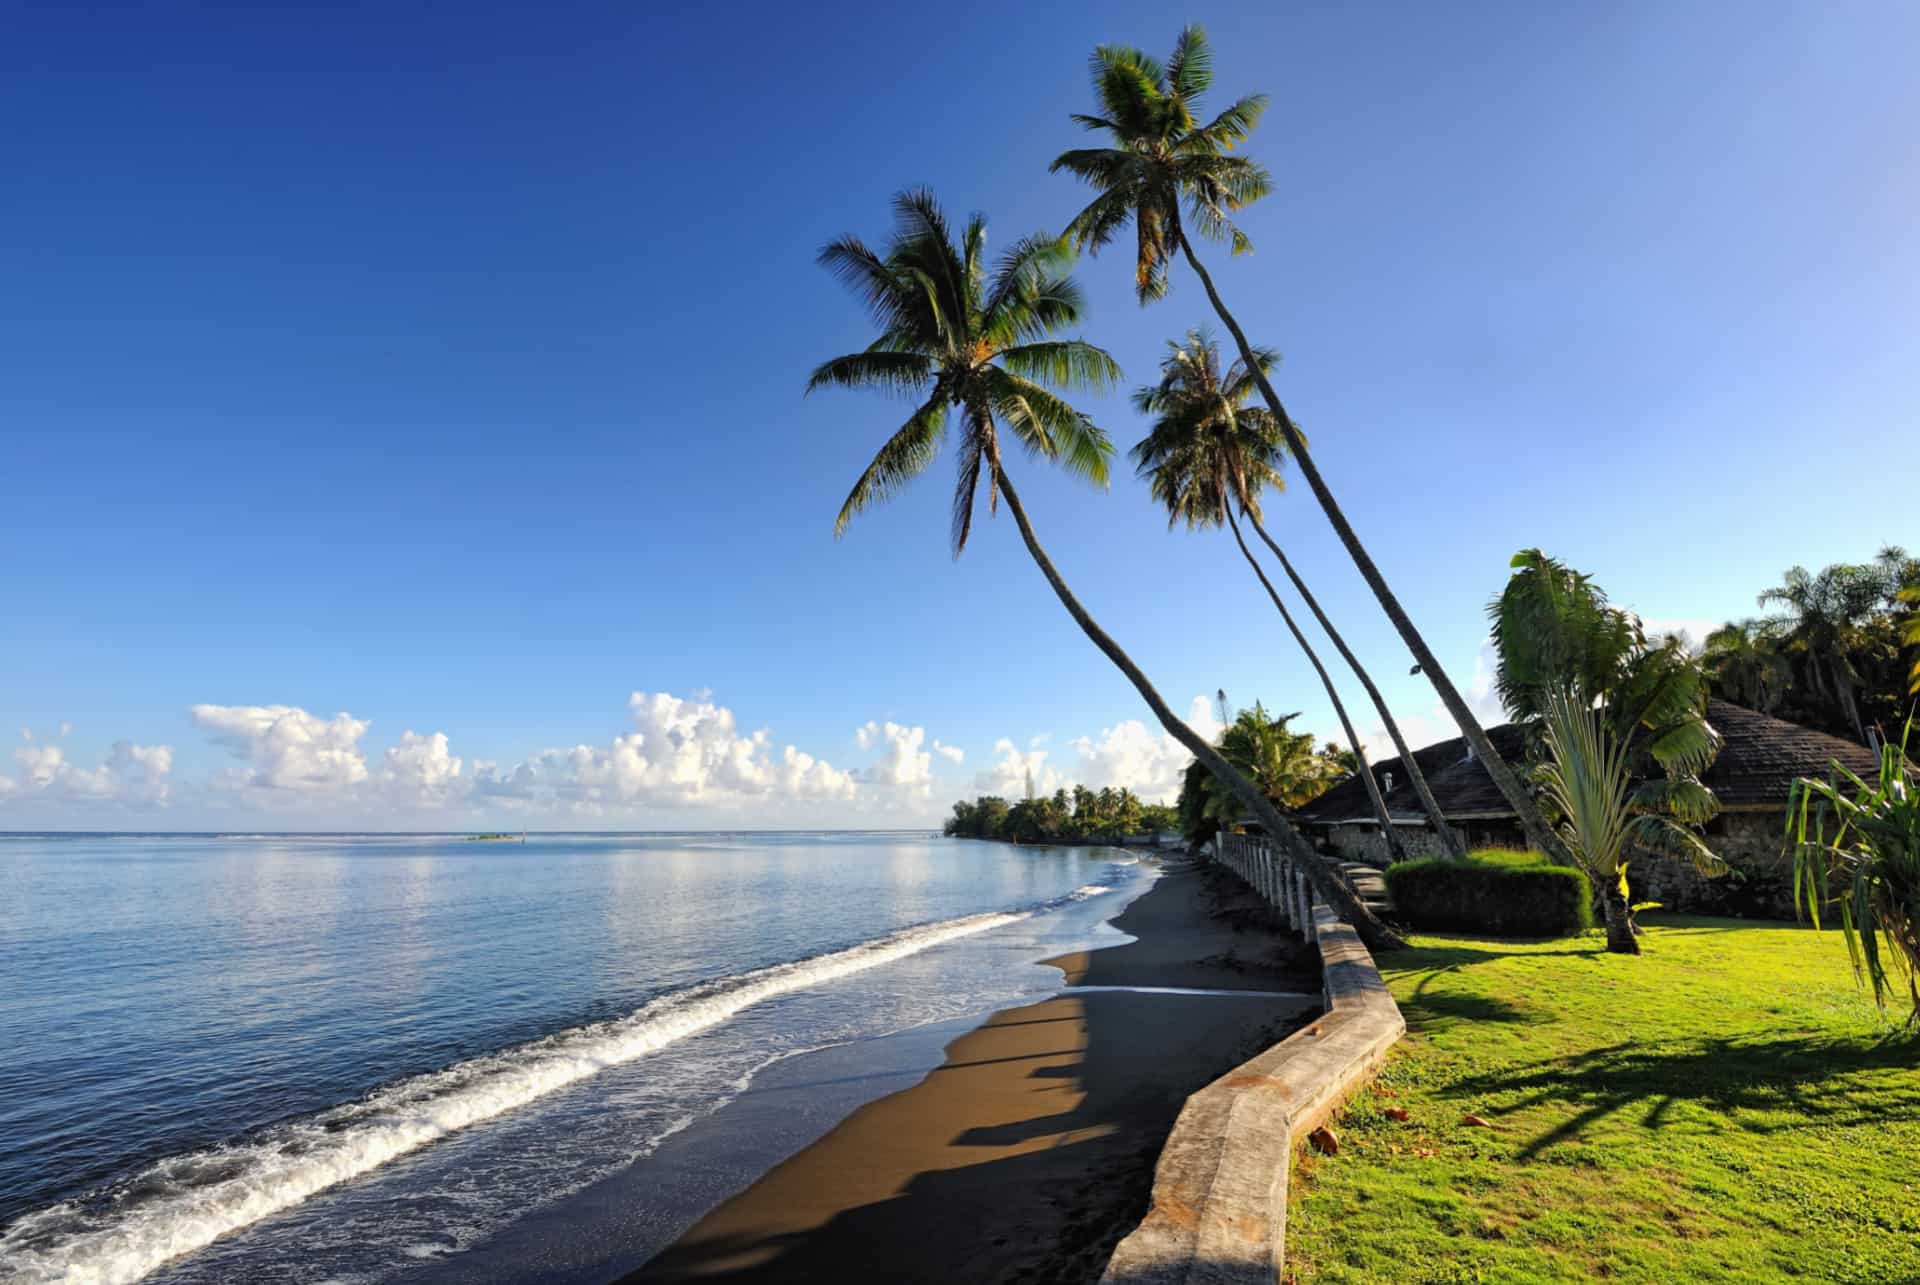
xmin=0 ymin=832 xmax=1139 ymax=1285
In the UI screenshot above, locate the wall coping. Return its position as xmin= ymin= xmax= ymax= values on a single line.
xmin=1099 ymin=854 xmax=1405 ymax=1284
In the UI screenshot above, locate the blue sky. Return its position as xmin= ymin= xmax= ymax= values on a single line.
xmin=4 ymin=1 xmax=1916 ymax=828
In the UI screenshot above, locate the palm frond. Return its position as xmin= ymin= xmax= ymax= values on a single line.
xmin=834 ymin=396 xmax=947 ymax=537
xmin=987 ymin=368 xmax=1112 ymax=487
xmin=1059 ymin=187 xmax=1138 ymax=256
xmin=1089 ymin=44 xmax=1161 ymax=138
xmin=1628 ymin=776 xmax=1721 ymax=825
xmin=1048 ymin=148 xmax=1136 ymax=186
xmin=998 ymin=339 xmax=1122 ymax=393
xmin=1626 ymin=815 xmax=1731 ymax=877
xmin=805 ymin=348 xmax=934 ymax=397
xmin=950 ymin=427 xmax=985 ymax=557
xmin=817 ymin=236 xmax=920 ymax=334
xmin=1165 ymin=24 xmax=1212 ymax=101
xmin=1187 ymin=93 xmax=1269 ymax=151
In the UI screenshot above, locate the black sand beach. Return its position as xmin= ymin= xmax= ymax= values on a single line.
xmin=627 ymin=859 xmax=1318 ymax=1283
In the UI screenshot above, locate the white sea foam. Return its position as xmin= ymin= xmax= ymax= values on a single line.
xmin=0 ymin=906 xmax=1038 ymax=1285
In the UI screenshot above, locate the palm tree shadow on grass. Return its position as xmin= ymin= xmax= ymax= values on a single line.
xmin=1397 ymin=983 xmax=1545 ymax=1032
xmin=1446 ymin=1032 xmax=1920 ymax=1159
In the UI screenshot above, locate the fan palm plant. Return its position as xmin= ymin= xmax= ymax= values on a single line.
xmin=1494 ymin=550 xmax=1728 ymax=953
xmin=1131 ymin=330 xmax=1463 ymax=858
xmin=1789 ymin=722 xmax=1920 ymax=1022
xmin=811 ymin=189 xmax=1400 ymax=948
xmin=1051 ymin=25 xmax=1569 ymax=865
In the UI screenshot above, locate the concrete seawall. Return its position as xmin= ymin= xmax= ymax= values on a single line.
xmin=1101 ymin=838 xmax=1405 ymax=1283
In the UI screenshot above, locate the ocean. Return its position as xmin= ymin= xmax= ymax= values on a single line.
xmin=0 ymin=831 xmax=1147 ymax=1284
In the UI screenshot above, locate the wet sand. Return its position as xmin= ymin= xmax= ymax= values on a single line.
xmin=626 ymin=859 xmax=1318 ymax=1284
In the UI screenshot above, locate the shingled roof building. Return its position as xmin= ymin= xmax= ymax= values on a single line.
xmin=1296 ymin=700 xmax=1884 ymax=918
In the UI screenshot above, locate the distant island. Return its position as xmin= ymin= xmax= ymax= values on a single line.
xmin=464 ymin=833 xmax=523 ymax=842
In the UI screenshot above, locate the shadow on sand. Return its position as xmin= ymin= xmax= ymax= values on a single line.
xmin=627 ymin=862 xmax=1318 ymax=1284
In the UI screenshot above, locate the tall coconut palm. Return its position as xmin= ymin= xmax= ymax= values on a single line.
xmin=1050 ymin=25 xmax=1570 ymax=865
xmin=812 ymin=188 xmax=1401 ymax=948
xmin=1133 ymin=331 xmax=1465 ymax=859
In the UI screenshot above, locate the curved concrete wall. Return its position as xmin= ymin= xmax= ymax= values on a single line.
xmin=1101 ymin=848 xmax=1405 ymax=1284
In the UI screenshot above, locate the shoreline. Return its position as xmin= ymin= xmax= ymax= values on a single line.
xmin=627 ymin=858 xmax=1319 ymax=1283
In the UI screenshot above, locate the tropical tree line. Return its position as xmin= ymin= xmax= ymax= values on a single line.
xmin=1704 ymin=547 xmax=1920 ymax=745
xmin=945 ymin=785 xmax=1178 ymax=845
xmin=811 ymin=26 xmax=1579 ymax=948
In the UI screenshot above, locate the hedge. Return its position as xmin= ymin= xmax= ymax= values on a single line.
xmin=1385 ymin=849 xmax=1594 ymax=938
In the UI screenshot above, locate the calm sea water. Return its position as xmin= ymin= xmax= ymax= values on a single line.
xmin=0 ymin=832 xmax=1144 ymax=1284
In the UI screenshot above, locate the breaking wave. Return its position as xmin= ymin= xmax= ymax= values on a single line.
xmin=0 ymin=894 xmax=1092 ymax=1285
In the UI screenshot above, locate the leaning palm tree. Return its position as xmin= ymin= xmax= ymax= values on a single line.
xmin=812 ymin=188 xmax=1400 ymax=948
xmin=1132 ymin=331 xmax=1464 ymax=858
xmin=1051 ymin=26 xmax=1569 ymax=864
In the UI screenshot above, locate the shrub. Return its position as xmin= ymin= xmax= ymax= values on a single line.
xmin=1385 ymin=850 xmax=1594 ymax=938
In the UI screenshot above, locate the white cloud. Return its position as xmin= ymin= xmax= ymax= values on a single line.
xmin=1064 ymin=695 xmax=1224 ymax=804
xmin=382 ymin=731 xmax=463 ymax=804
xmin=972 ymin=695 xmax=1224 ymax=805
xmin=474 ymin=691 xmax=859 ymax=814
xmin=854 ymin=720 xmax=937 ymax=795
xmin=22 ymin=692 xmax=938 ymax=822
xmin=974 ymin=737 xmax=1063 ymax=799
xmin=4 ymin=733 xmax=173 ymax=806
xmin=191 ymin=704 xmax=371 ymax=790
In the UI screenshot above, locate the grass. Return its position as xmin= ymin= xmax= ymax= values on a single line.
xmin=1285 ymin=915 xmax=1920 ymax=1284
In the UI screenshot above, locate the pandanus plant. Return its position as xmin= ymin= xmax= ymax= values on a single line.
xmin=1789 ymin=721 xmax=1920 ymax=1023
xmin=811 ymin=189 xmax=1401 ymax=949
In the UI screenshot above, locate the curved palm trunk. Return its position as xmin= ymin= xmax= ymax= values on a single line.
xmin=1247 ymin=512 xmax=1467 ymax=859
xmin=1223 ymin=505 xmax=1408 ymax=862
xmin=989 ymin=456 xmax=1404 ymax=951
xmin=1172 ymin=228 xmax=1573 ymax=867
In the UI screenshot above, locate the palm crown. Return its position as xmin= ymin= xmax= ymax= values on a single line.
xmin=809 ymin=189 xmax=1121 ymax=555
xmin=1128 ymin=330 xmax=1287 ymax=529
xmin=1051 ymin=25 xmax=1272 ymax=301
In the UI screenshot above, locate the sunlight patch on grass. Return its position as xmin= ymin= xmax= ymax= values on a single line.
xmin=1285 ymin=915 xmax=1920 ymax=1284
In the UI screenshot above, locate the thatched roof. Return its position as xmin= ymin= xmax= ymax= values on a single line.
xmin=1296 ymin=700 xmax=1884 ymax=826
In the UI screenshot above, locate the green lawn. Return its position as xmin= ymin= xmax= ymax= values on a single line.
xmin=1285 ymin=915 xmax=1920 ymax=1284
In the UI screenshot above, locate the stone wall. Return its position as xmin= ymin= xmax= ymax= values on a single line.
xmin=1633 ymin=808 xmax=1797 ymax=919
xmin=1317 ymin=820 xmax=1527 ymax=868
